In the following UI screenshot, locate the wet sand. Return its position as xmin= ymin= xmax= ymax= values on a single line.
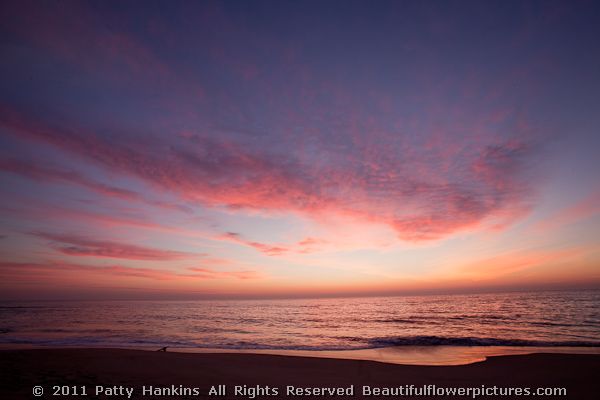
xmin=1 ymin=349 xmax=599 ymax=399
xmin=174 ymin=345 xmax=600 ymax=365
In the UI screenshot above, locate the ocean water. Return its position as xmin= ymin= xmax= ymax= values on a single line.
xmin=1 ymin=290 xmax=599 ymax=350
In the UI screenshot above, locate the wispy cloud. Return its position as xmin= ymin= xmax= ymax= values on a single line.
xmin=218 ymin=232 xmax=329 ymax=256
xmin=31 ymin=232 xmax=198 ymax=261
xmin=0 ymin=158 xmax=140 ymax=200
xmin=457 ymin=246 xmax=587 ymax=278
xmin=219 ymin=232 xmax=290 ymax=256
xmin=0 ymin=261 xmax=260 ymax=282
xmin=0 ymin=261 xmax=177 ymax=281
xmin=534 ymin=190 xmax=600 ymax=232
xmin=187 ymin=267 xmax=260 ymax=280
xmin=0 ymin=158 xmax=192 ymax=213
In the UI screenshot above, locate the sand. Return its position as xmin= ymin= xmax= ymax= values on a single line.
xmin=1 ymin=349 xmax=599 ymax=399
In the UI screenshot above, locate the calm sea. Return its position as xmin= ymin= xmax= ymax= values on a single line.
xmin=1 ymin=290 xmax=599 ymax=350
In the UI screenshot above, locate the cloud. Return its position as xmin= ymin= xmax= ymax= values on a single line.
xmin=0 ymin=158 xmax=140 ymax=200
xmin=457 ymin=246 xmax=587 ymax=278
xmin=0 ymin=0 xmax=546 ymax=243
xmin=0 ymin=106 xmax=541 ymax=242
xmin=217 ymin=232 xmax=329 ymax=256
xmin=296 ymin=237 xmax=329 ymax=253
xmin=534 ymin=190 xmax=600 ymax=232
xmin=0 ymin=261 xmax=176 ymax=281
xmin=0 ymin=261 xmax=260 ymax=282
xmin=386 ymin=140 xmax=537 ymax=240
xmin=187 ymin=267 xmax=260 ymax=280
xmin=0 ymin=197 xmax=207 ymax=238
xmin=219 ymin=232 xmax=289 ymax=256
xmin=31 ymin=232 xmax=198 ymax=261
xmin=0 ymin=158 xmax=192 ymax=213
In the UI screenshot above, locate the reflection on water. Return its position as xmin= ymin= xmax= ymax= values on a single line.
xmin=1 ymin=290 xmax=599 ymax=352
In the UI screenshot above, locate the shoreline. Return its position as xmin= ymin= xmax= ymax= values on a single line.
xmin=173 ymin=345 xmax=600 ymax=365
xmin=1 ymin=349 xmax=599 ymax=399
xmin=2 ymin=344 xmax=600 ymax=365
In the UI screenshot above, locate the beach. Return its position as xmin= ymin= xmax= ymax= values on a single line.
xmin=1 ymin=349 xmax=599 ymax=399
xmin=2 ymin=295 xmax=599 ymax=398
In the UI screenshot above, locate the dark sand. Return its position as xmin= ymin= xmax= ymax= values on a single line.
xmin=1 ymin=349 xmax=599 ymax=399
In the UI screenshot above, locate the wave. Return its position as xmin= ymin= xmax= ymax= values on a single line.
xmin=38 ymin=328 xmax=116 ymax=334
xmin=0 ymin=336 xmax=200 ymax=348
xmin=0 ymin=306 xmax=48 ymax=309
xmin=376 ymin=318 xmax=421 ymax=324
xmin=3 ymin=334 xmax=599 ymax=351
xmin=446 ymin=315 xmax=514 ymax=321
xmin=377 ymin=315 xmax=520 ymax=323
xmin=368 ymin=335 xmax=600 ymax=347
xmin=529 ymin=321 xmax=579 ymax=327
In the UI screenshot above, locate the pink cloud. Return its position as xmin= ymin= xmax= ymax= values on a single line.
xmin=187 ymin=267 xmax=261 ymax=280
xmin=217 ymin=232 xmax=329 ymax=256
xmin=0 ymin=199 xmax=212 ymax=247
xmin=458 ymin=246 xmax=588 ymax=278
xmin=0 ymin=261 xmax=176 ymax=281
xmin=219 ymin=232 xmax=289 ymax=256
xmin=0 ymin=261 xmax=260 ymax=282
xmin=296 ymin=237 xmax=329 ymax=253
xmin=0 ymin=105 xmax=540 ymax=242
xmin=534 ymin=190 xmax=600 ymax=232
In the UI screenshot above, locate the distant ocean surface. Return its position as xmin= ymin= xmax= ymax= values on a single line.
xmin=1 ymin=290 xmax=599 ymax=350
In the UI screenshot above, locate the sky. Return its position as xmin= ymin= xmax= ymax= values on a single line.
xmin=0 ymin=0 xmax=599 ymax=300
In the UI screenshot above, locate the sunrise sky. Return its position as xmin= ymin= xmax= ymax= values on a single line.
xmin=0 ymin=0 xmax=599 ymax=300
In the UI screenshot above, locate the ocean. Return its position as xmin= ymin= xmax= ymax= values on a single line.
xmin=1 ymin=290 xmax=599 ymax=350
